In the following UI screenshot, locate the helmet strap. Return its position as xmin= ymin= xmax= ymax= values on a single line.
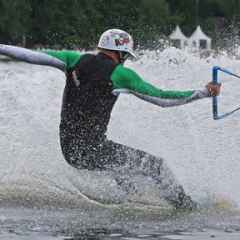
xmin=118 ymin=52 xmax=130 ymax=64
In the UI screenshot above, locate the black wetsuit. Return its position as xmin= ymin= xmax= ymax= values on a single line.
xmin=60 ymin=53 xmax=119 ymax=169
xmin=59 ymin=53 xmax=194 ymax=208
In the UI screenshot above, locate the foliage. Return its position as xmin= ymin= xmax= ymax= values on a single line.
xmin=0 ymin=0 xmax=240 ymax=48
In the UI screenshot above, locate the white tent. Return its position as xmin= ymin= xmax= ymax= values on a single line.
xmin=188 ymin=25 xmax=212 ymax=50
xmin=169 ymin=25 xmax=188 ymax=49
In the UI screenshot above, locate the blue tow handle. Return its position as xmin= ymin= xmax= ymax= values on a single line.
xmin=212 ymin=66 xmax=240 ymax=120
xmin=212 ymin=66 xmax=219 ymax=120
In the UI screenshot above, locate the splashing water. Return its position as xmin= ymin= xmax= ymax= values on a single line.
xmin=1 ymin=47 xmax=240 ymax=209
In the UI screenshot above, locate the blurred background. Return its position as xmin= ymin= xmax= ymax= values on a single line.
xmin=0 ymin=0 xmax=240 ymax=50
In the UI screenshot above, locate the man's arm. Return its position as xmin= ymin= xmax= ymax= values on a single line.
xmin=0 ymin=44 xmax=66 ymax=71
xmin=111 ymin=65 xmax=215 ymax=108
xmin=41 ymin=50 xmax=83 ymax=70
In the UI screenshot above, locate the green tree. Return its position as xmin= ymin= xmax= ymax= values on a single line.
xmin=0 ymin=0 xmax=31 ymax=44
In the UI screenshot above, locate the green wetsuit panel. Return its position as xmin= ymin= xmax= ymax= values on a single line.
xmin=43 ymin=50 xmax=84 ymax=70
xmin=111 ymin=64 xmax=194 ymax=99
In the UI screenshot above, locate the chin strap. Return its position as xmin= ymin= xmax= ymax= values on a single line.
xmin=118 ymin=51 xmax=129 ymax=64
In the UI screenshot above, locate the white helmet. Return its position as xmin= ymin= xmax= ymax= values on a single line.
xmin=98 ymin=29 xmax=136 ymax=59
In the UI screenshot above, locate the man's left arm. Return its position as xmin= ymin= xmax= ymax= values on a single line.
xmin=111 ymin=65 xmax=220 ymax=108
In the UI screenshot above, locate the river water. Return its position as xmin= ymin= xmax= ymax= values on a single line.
xmin=1 ymin=47 xmax=240 ymax=239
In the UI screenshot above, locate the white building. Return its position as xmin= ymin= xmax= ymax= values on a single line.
xmin=169 ymin=25 xmax=188 ymax=49
xmin=188 ymin=25 xmax=211 ymax=50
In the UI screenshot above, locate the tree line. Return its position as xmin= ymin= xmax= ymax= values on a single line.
xmin=0 ymin=0 xmax=240 ymax=49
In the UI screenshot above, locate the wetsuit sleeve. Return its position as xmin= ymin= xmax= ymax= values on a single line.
xmin=111 ymin=64 xmax=210 ymax=108
xmin=41 ymin=50 xmax=83 ymax=71
xmin=0 ymin=44 xmax=66 ymax=71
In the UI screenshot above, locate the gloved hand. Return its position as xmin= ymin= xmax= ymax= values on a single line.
xmin=206 ymin=82 xmax=221 ymax=96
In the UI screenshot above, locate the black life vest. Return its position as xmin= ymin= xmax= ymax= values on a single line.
xmin=60 ymin=53 xmax=118 ymax=144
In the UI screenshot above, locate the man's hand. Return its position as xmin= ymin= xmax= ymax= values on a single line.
xmin=206 ymin=82 xmax=221 ymax=97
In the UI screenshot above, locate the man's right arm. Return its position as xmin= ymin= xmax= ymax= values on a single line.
xmin=41 ymin=50 xmax=83 ymax=70
xmin=0 ymin=44 xmax=66 ymax=71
